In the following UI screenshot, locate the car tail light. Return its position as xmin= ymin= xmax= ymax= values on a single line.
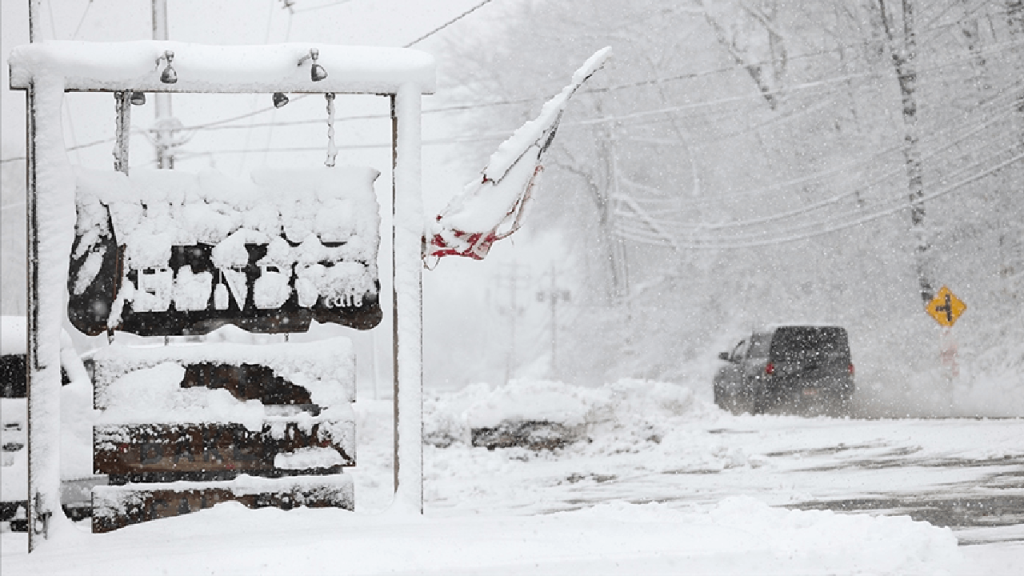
xmin=765 ymin=363 xmax=775 ymax=375
xmin=848 ymin=363 xmax=855 ymax=376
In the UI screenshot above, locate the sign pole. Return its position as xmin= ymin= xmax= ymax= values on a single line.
xmin=925 ymin=286 xmax=966 ymax=388
xmin=939 ymin=327 xmax=959 ymax=378
xmin=390 ymin=86 xmax=424 ymax=513
xmin=25 ymin=77 xmax=43 ymax=555
xmin=26 ymin=0 xmax=43 ymax=552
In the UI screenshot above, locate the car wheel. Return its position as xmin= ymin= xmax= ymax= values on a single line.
xmin=745 ymin=382 xmax=763 ymax=415
xmin=834 ymin=394 xmax=853 ymax=418
xmin=751 ymin=385 xmax=775 ymax=415
xmin=750 ymin=396 xmax=764 ymax=415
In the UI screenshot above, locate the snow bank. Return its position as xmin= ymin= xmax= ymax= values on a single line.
xmin=425 ymin=379 xmax=708 ymax=447
xmin=0 ymin=495 xmax=961 ymax=575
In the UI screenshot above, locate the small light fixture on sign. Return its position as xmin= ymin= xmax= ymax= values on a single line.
xmin=158 ymin=50 xmax=177 ymax=84
xmin=272 ymin=92 xmax=290 ymax=108
xmin=299 ymin=48 xmax=328 ymax=82
xmin=130 ymin=92 xmax=147 ymax=106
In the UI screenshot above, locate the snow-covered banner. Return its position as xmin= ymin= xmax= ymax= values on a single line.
xmin=424 ymin=47 xmax=611 ymax=265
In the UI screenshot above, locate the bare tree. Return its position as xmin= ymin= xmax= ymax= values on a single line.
xmin=875 ymin=0 xmax=934 ymax=305
xmin=700 ymin=0 xmax=788 ymax=109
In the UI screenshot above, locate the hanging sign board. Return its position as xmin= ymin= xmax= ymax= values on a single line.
xmin=925 ymin=286 xmax=967 ymax=327
xmin=88 ymin=339 xmax=357 ymax=530
xmin=94 ymin=420 xmax=355 ymax=480
xmin=94 ymin=360 xmax=355 ymax=480
xmin=92 ymin=475 xmax=353 ymax=533
xmin=68 ymin=167 xmax=383 ymax=336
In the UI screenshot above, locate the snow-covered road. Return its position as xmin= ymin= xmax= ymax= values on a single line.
xmin=351 ymin=386 xmax=1024 ymax=545
xmin=3 ymin=380 xmax=1022 ymax=574
xmin=421 ymin=411 xmax=1024 ymax=543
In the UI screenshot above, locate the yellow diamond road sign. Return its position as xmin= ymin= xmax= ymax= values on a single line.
xmin=926 ymin=286 xmax=966 ymax=327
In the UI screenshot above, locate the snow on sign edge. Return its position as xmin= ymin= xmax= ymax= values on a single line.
xmin=8 ymin=41 xmax=436 ymax=95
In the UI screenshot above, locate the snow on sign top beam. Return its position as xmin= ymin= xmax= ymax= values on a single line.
xmin=8 ymin=41 xmax=435 ymax=95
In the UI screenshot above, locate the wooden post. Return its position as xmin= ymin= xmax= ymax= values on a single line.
xmin=26 ymin=0 xmax=45 ymax=552
xmin=391 ymin=86 xmax=424 ymax=513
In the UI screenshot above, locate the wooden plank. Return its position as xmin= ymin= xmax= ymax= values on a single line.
xmin=94 ymin=361 xmax=321 ymax=409
xmin=92 ymin=474 xmax=353 ymax=533
xmin=90 ymin=340 xmax=356 ymax=409
xmin=95 ymin=420 xmax=355 ymax=478
xmin=179 ymin=362 xmax=312 ymax=405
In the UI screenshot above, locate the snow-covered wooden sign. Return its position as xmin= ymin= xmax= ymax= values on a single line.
xmin=69 ymin=167 xmax=383 ymax=336
xmin=9 ymin=40 xmax=434 ymax=548
xmin=88 ymin=339 xmax=356 ymax=532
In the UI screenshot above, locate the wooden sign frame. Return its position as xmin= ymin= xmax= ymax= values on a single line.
xmin=9 ymin=40 xmax=433 ymax=549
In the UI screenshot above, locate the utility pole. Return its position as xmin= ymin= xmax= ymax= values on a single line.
xmin=495 ymin=261 xmax=527 ymax=386
xmin=28 ymin=0 xmax=41 ymax=42
xmin=536 ymin=262 xmax=570 ymax=379
xmin=152 ymin=0 xmax=176 ymax=169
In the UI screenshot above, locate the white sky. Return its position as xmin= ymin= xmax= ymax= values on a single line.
xmin=1 ymin=0 xmax=507 ymax=207
xmin=1 ymin=0 xmax=550 ymax=387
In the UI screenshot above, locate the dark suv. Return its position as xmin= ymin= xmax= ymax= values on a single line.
xmin=713 ymin=325 xmax=854 ymax=417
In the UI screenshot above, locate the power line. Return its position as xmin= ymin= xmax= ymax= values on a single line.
xmin=2 ymin=77 xmax=1016 ymax=166
xmin=616 ymin=86 xmax=1024 ymax=212
xmin=146 ymin=37 xmax=1022 ymax=155
xmin=292 ymin=0 xmax=352 ymax=14
xmin=87 ymin=29 xmax=1018 ymax=151
xmin=615 ymin=147 xmax=1023 ymax=250
xmin=188 ymin=35 xmax=1024 ymax=137
xmin=2 ymin=26 xmax=1019 ymax=166
xmin=608 ymin=87 xmax=1024 ymax=235
xmin=404 ymin=0 xmax=496 ymax=48
xmin=71 ymin=0 xmax=95 ymax=39
xmin=616 ymin=118 xmax=1021 ymax=241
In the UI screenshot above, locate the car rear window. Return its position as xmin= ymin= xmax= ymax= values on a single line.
xmin=1 ymin=354 xmax=28 ymax=398
xmin=747 ymin=333 xmax=772 ymax=358
xmin=0 ymin=354 xmax=69 ymax=397
xmin=769 ymin=327 xmax=849 ymax=362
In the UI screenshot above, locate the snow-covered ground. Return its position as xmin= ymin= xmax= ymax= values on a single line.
xmin=3 ymin=379 xmax=1023 ymax=574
